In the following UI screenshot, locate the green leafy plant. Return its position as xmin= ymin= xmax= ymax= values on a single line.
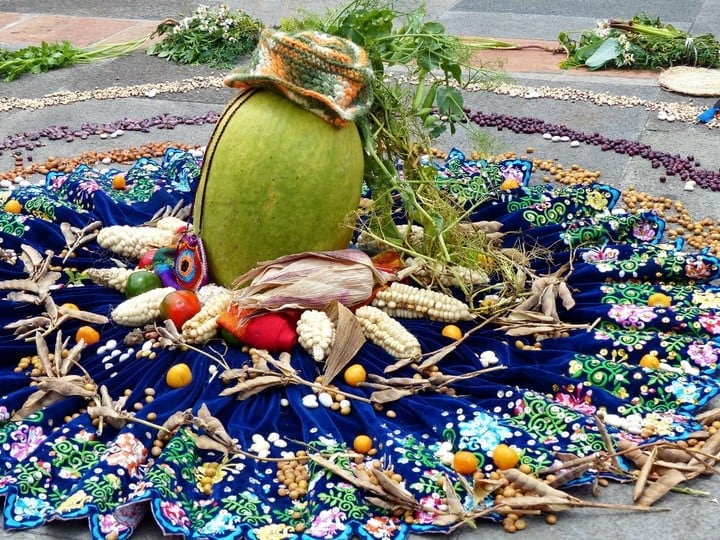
xmin=147 ymin=4 xmax=263 ymax=68
xmin=0 ymin=38 xmax=147 ymax=82
xmin=280 ymin=1 xmax=519 ymax=301
xmin=559 ymin=13 xmax=720 ymax=70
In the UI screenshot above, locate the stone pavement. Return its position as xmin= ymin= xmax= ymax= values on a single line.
xmin=1 ymin=1 xmax=719 ymax=539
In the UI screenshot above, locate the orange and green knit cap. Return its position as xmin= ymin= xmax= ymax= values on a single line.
xmin=224 ymin=29 xmax=374 ymax=127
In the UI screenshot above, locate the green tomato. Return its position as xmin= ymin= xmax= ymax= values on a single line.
xmin=125 ymin=270 xmax=162 ymax=298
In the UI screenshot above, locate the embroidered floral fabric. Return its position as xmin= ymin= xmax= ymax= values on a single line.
xmin=0 ymin=148 xmax=719 ymax=540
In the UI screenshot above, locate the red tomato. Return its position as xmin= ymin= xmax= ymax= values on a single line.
xmin=138 ymin=249 xmax=158 ymax=269
xmin=159 ymin=290 xmax=202 ymax=329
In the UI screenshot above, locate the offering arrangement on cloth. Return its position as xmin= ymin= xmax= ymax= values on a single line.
xmin=1 ymin=28 xmax=720 ymax=540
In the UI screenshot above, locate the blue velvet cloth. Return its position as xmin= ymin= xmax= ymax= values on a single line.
xmin=0 ymin=148 xmax=719 ymax=539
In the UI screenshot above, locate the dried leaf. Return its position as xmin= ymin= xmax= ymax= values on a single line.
xmin=636 ymin=469 xmax=687 ymax=507
xmin=87 ymin=404 xmax=128 ymax=429
xmin=162 ymin=409 xmax=192 ymax=433
xmin=194 ymin=403 xmax=236 ymax=449
xmin=370 ymin=468 xmax=417 ymax=506
xmin=416 ymin=343 xmax=457 ymax=370
xmin=439 ymin=474 xmax=465 ymax=515
xmin=383 ymin=356 xmax=419 ymax=373
xmin=370 ymin=388 xmax=415 ymax=404
xmin=322 ymin=301 xmax=366 ymax=384
xmin=11 ymin=389 xmax=62 ymax=420
xmin=634 ymin=447 xmax=657 ymax=502
xmin=192 ymin=433 xmax=235 ymax=453
xmin=218 ymin=374 xmax=284 ymax=400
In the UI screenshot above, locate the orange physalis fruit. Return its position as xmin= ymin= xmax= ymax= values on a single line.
xmin=112 ymin=174 xmax=127 ymax=190
xmin=500 ymin=178 xmax=520 ymax=190
xmin=452 ymin=450 xmax=479 ymax=475
xmin=441 ymin=324 xmax=463 ymax=340
xmin=353 ymin=434 xmax=373 ymax=454
xmin=639 ymin=353 xmax=660 ymax=369
xmin=75 ymin=325 xmax=100 ymax=346
xmin=4 ymin=199 xmax=22 ymax=213
xmin=492 ymin=443 xmax=520 ymax=470
xmin=166 ymin=363 xmax=193 ymax=388
xmin=343 ymin=364 xmax=367 ymax=387
xmin=647 ymin=292 xmax=671 ymax=308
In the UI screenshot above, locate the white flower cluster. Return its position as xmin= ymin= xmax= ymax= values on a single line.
xmin=173 ymin=3 xmax=241 ymax=41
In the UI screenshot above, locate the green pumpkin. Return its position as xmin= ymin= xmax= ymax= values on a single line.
xmin=194 ymin=89 xmax=365 ymax=286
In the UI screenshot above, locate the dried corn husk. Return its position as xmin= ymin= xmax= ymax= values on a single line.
xmin=231 ymin=249 xmax=390 ymax=312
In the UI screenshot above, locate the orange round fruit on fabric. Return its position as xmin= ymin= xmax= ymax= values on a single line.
xmin=343 ymin=364 xmax=367 ymax=387
xmin=166 ymin=363 xmax=193 ymax=388
xmin=500 ymin=178 xmax=520 ymax=190
xmin=4 ymin=199 xmax=22 ymax=213
xmin=492 ymin=443 xmax=520 ymax=470
xmin=647 ymin=292 xmax=671 ymax=308
xmin=353 ymin=434 xmax=373 ymax=454
xmin=441 ymin=324 xmax=463 ymax=340
xmin=452 ymin=450 xmax=479 ymax=475
xmin=75 ymin=325 xmax=100 ymax=346
xmin=639 ymin=354 xmax=660 ymax=369
xmin=111 ymin=174 xmax=127 ymax=190
xmin=60 ymin=302 xmax=80 ymax=311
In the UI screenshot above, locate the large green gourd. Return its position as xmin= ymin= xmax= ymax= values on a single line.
xmin=194 ymin=89 xmax=365 ymax=286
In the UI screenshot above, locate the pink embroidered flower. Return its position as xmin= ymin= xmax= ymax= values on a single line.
xmin=632 ymin=221 xmax=657 ymax=242
xmin=9 ymin=424 xmax=45 ymax=461
xmin=607 ymin=304 xmax=657 ymax=329
xmin=102 ymin=433 xmax=147 ymax=477
xmin=416 ymin=492 xmax=444 ymax=524
xmin=160 ymin=500 xmax=191 ymax=527
xmin=308 ymin=508 xmax=346 ymax=538
xmin=685 ymin=259 xmax=713 ymax=279
xmin=554 ymin=385 xmax=596 ymax=415
xmin=699 ymin=314 xmax=720 ymax=335
xmin=688 ymin=341 xmax=718 ymax=368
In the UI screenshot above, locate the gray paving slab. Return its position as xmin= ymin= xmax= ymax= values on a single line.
xmin=2 ymin=1 xmax=720 ymax=539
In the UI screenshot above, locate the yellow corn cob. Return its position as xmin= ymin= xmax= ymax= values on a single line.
xmin=181 ymin=285 xmax=233 ymax=344
xmin=155 ymin=216 xmax=189 ymax=233
xmin=86 ymin=267 xmax=134 ymax=293
xmin=296 ymin=309 xmax=336 ymax=361
xmin=355 ymin=305 xmax=421 ymax=360
xmin=371 ymin=282 xmax=473 ymax=322
xmin=111 ymin=286 xmax=175 ymax=327
xmin=97 ymin=225 xmax=176 ymax=260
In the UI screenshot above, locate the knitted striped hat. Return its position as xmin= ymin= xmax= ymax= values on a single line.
xmin=224 ymin=29 xmax=374 ymax=127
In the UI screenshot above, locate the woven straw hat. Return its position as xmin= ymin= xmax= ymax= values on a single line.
xmin=224 ymin=29 xmax=374 ymax=126
xmin=658 ymin=66 xmax=720 ymax=97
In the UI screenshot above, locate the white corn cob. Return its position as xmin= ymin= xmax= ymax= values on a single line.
xmin=355 ymin=305 xmax=421 ymax=360
xmin=182 ymin=286 xmax=233 ymax=344
xmin=97 ymin=225 xmax=176 ymax=260
xmin=371 ymin=282 xmax=473 ymax=322
xmin=86 ymin=267 xmax=134 ymax=293
xmin=111 ymin=286 xmax=175 ymax=327
xmin=155 ymin=216 xmax=189 ymax=233
xmin=296 ymin=310 xmax=336 ymax=361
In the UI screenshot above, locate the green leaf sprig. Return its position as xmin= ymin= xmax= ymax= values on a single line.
xmin=0 ymin=38 xmax=148 ymax=82
xmin=147 ymin=4 xmax=263 ymax=68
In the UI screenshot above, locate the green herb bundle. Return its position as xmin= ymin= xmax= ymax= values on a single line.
xmin=559 ymin=13 xmax=720 ymax=70
xmin=0 ymin=38 xmax=147 ymax=82
xmin=147 ymin=4 xmax=263 ymax=68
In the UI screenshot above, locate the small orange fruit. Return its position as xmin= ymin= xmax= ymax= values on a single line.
xmin=60 ymin=302 xmax=80 ymax=311
xmin=353 ymin=434 xmax=373 ymax=454
xmin=441 ymin=324 xmax=463 ymax=340
xmin=4 ymin=199 xmax=22 ymax=213
xmin=500 ymin=178 xmax=520 ymax=190
xmin=647 ymin=292 xmax=671 ymax=308
xmin=452 ymin=450 xmax=479 ymax=475
xmin=639 ymin=353 xmax=660 ymax=369
xmin=492 ymin=443 xmax=520 ymax=470
xmin=111 ymin=174 xmax=126 ymax=190
xmin=166 ymin=363 xmax=193 ymax=388
xmin=75 ymin=325 xmax=100 ymax=346
xmin=343 ymin=364 xmax=367 ymax=387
